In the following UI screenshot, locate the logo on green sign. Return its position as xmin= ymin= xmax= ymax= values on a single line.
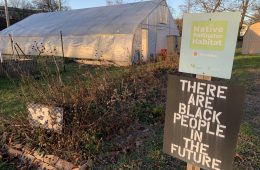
xmin=190 ymin=20 xmax=228 ymax=51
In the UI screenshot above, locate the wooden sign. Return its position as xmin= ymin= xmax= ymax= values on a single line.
xmin=163 ymin=75 xmax=245 ymax=170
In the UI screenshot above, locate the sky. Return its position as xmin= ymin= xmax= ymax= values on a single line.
xmin=69 ymin=0 xmax=183 ymax=17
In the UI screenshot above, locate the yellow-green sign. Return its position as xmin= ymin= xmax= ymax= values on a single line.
xmin=190 ymin=21 xmax=227 ymax=51
xmin=179 ymin=12 xmax=241 ymax=79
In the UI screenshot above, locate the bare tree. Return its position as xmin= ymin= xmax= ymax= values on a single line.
xmin=106 ymin=0 xmax=113 ymax=6
xmin=0 ymin=0 xmax=33 ymax=9
xmin=179 ymin=0 xmax=259 ymax=32
xmin=175 ymin=18 xmax=183 ymax=36
xmin=106 ymin=0 xmax=123 ymax=6
xmin=249 ymin=3 xmax=260 ymax=23
xmin=179 ymin=0 xmax=256 ymax=14
xmin=8 ymin=0 xmax=21 ymax=8
xmin=32 ymin=0 xmax=70 ymax=11
xmin=4 ymin=0 xmax=10 ymax=27
xmin=115 ymin=0 xmax=123 ymax=4
xmin=179 ymin=0 xmax=194 ymax=13
xmin=192 ymin=0 xmax=227 ymax=12
xmin=239 ymin=0 xmax=250 ymax=31
xmin=228 ymin=0 xmax=258 ymax=31
xmin=168 ymin=5 xmax=176 ymax=16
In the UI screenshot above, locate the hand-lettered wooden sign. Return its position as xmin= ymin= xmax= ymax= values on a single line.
xmin=163 ymin=75 xmax=245 ymax=170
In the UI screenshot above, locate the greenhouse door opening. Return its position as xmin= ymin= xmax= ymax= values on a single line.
xmin=141 ymin=29 xmax=148 ymax=61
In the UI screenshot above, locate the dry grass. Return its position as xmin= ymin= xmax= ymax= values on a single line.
xmin=0 ymin=58 xmax=179 ymax=168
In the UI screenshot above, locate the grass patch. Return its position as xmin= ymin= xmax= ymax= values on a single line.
xmin=0 ymin=161 xmax=16 ymax=170
xmin=231 ymin=53 xmax=260 ymax=169
xmin=0 ymin=78 xmax=24 ymax=116
xmin=0 ymin=58 xmax=128 ymax=116
xmin=234 ymin=123 xmax=260 ymax=169
xmin=106 ymin=125 xmax=186 ymax=170
xmin=233 ymin=55 xmax=260 ymax=70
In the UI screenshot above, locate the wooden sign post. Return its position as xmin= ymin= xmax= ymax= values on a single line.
xmin=187 ymin=163 xmax=200 ymax=170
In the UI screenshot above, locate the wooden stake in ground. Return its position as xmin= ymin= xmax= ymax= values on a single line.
xmin=196 ymin=74 xmax=212 ymax=81
xmin=187 ymin=163 xmax=200 ymax=170
xmin=4 ymin=0 xmax=10 ymax=27
xmin=186 ymin=74 xmax=212 ymax=170
xmin=8 ymin=34 xmax=15 ymax=59
xmin=60 ymin=30 xmax=66 ymax=72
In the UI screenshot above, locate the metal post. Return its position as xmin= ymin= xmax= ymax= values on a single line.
xmin=8 ymin=34 xmax=14 ymax=59
xmin=4 ymin=0 xmax=10 ymax=27
xmin=0 ymin=52 xmax=3 ymax=63
xmin=60 ymin=31 xmax=65 ymax=72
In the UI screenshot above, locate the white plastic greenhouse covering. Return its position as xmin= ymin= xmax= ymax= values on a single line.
xmin=242 ymin=22 xmax=260 ymax=54
xmin=0 ymin=0 xmax=178 ymax=66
